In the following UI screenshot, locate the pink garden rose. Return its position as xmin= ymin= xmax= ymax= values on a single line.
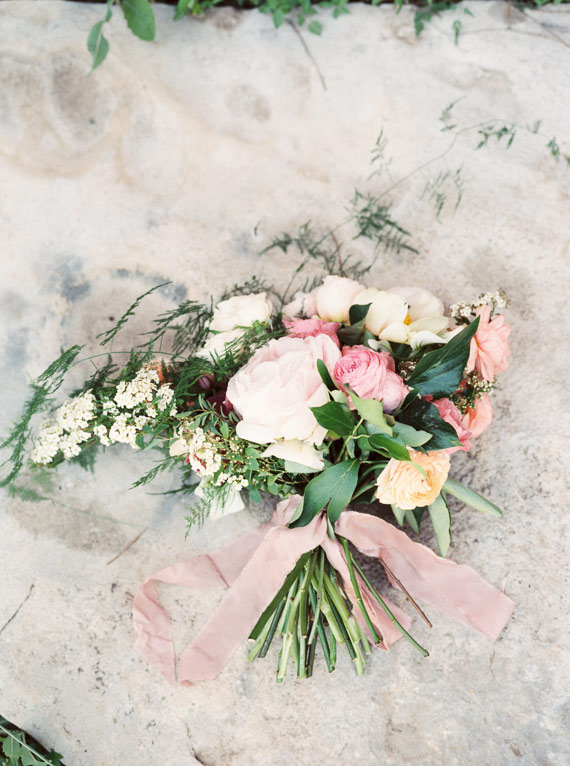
xmin=431 ymin=397 xmax=472 ymax=453
xmin=332 ymin=345 xmax=408 ymax=413
xmin=462 ymin=393 xmax=493 ymax=438
xmin=283 ymin=317 xmax=340 ymax=348
xmin=467 ymin=306 xmax=511 ymax=382
xmin=226 ymin=334 xmax=341 ymax=446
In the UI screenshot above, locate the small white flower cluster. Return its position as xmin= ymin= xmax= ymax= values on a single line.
xmin=31 ymin=391 xmax=97 ymax=464
xmin=114 ymin=368 xmax=160 ymax=409
xmin=450 ymin=290 xmax=509 ymax=321
xmin=179 ymin=427 xmax=249 ymax=490
xmin=31 ymin=366 xmax=177 ymax=465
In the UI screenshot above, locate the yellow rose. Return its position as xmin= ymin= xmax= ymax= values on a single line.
xmin=375 ymin=449 xmax=450 ymax=510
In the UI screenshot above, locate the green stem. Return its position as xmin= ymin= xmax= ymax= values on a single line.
xmin=340 ymin=537 xmax=382 ymax=646
xmin=305 ymin=629 xmax=317 ymax=677
xmin=327 ymin=593 xmax=356 ymax=660
xmin=247 ymin=616 xmax=273 ymax=662
xmin=352 ymin=557 xmax=429 ymax=658
xmin=309 ymin=586 xmax=334 ymax=673
xmin=259 ymin=599 xmax=286 ymax=659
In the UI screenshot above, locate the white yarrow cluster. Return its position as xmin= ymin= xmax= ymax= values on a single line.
xmin=114 ymin=368 xmax=160 ymax=409
xmin=177 ymin=427 xmax=249 ymax=490
xmin=31 ymin=391 xmax=97 ymax=464
xmin=31 ymin=367 xmax=177 ymax=466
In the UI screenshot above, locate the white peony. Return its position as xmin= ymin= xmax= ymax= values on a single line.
xmin=196 ymin=329 xmax=245 ymax=360
xmin=210 ymin=293 xmax=273 ymax=332
xmin=314 ymin=276 xmax=365 ymax=322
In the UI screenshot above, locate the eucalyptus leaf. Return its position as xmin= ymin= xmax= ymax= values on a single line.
xmin=350 ymin=391 xmax=392 ymax=433
xmin=87 ymin=20 xmax=110 ymax=69
xmin=121 ymin=0 xmax=156 ymax=41
xmin=406 ymin=317 xmax=479 ymax=398
xmin=316 ymin=358 xmax=336 ymax=391
xmin=290 ymin=459 xmax=359 ymax=528
xmin=404 ymin=508 xmax=420 ymax=533
xmin=368 ymin=433 xmax=410 ymax=461
xmin=310 ymin=401 xmax=354 ymax=437
xmin=428 ymin=494 xmax=451 ymax=556
xmin=392 ymin=421 xmax=433 ymax=448
xmin=443 ymin=478 xmax=503 ymax=517
xmin=391 ymin=503 xmax=406 ymax=526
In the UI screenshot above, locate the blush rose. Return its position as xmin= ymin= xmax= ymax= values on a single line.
xmin=332 ymin=345 xmax=408 ymax=413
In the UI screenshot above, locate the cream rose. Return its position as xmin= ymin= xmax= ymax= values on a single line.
xmin=375 ymin=449 xmax=451 ymax=510
xmin=210 ymin=293 xmax=273 ymax=332
xmin=388 ymin=286 xmax=444 ymax=322
xmin=314 ymin=276 xmax=365 ymax=322
xmin=226 ymin=334 xmax=341 ymax=447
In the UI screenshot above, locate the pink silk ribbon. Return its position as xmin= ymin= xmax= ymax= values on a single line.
xmin=133 ymin=496 xmax=514 ymax=685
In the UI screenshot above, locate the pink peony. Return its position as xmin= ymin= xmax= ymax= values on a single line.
xmin=332 ymin=345 xmax=408 ymax=413
xmin=226 ymin=334 xmax=341 ymax=446
xmin=462 ymin=393 xmax=493 ymax=438
xmin=283 ymin=317 xmax=340 ymax=348
xmin=431 ymin=397 xmax=472 ymax=453
xmin=466 ymin=306 xmax=511 ymax=382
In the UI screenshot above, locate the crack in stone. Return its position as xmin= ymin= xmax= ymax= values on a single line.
xmin=0 ymin=583 xmax=35 ymax=637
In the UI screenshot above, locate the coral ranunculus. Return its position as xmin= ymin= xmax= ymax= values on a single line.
xmin=375 ymin=449 xmax=451 ymax=510
xmin=432 ymin=397 xmax=472 ymax=453
xmin=466 ymin=305 xmax=511 ymax=382
xmin=226 ymin=334 xmax=341 ymax=446
xmin=333 ymin=345 xmax=408 ymax=413
xmin=462 ymin=393 xmax=493 ymax=438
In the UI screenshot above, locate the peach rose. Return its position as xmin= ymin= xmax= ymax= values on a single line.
xmin=283 ymin=317 xmax=340 ymax=348
xmin=332 ymin=346 xmax=408 ymax=413
xmin=376 ymin=449 xmax=451 ymax=510
xmin=466 ymin=306 xmax=511 ymax=382
xmin=226 ymin=334 xmax=341 ymax=446
xmin=462 ymin=393 xmax=493 ymax=438
xmin=431 ymin=397 xmax=472 ymax=453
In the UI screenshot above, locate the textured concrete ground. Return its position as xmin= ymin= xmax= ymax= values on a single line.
xmin=1 ymin=1 xmax=569 ymax=764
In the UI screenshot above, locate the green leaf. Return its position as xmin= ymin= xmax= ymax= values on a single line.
xmin=350 ymin=391 xmax=392 ymax=433
xmin=392 ymin=421 xmax=432 ymax=448
xmin=249 ymin=488 xmax=261 ymax=504
xmin=307 ymin=20 xmax=322 ymax=34
xmin=310 ymin=401 xmax=354 ymax=437
xmin=404 ymin=508 xmax=421 ymax=533
xmin=121 ymin=0 xmax=156 ymax=41
xmin=368 ymin=433 xmax=410 ymax=461
xmin=316 ymin=358 xmax=336 ymax=391
xmin=407 ymin=317 xmax=480 ymax=398
xmin=3 ymin=735 xmax=22 ymax=760
xmin=87 ymin=20 xmax=110 ymax=69
xmin=428 ymin=494 xmax=451 ymax=556
xmin=443 ymin=478 xmax=503 ymax=517
xmin=391 ymin=503 xmax=406 ymax=526
xmin=398 ymin=398 xmax=461 ymax=451
xmin=348 ymin=303 xmax=371 ymax=325
xmin=291 ymin=459 xmax=359 ymax=528
xmin=174 ymin=0 xmax=192 ymax=20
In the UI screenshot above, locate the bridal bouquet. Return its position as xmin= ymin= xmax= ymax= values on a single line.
xmin=2 ymin=274 xmax=514 ymax=684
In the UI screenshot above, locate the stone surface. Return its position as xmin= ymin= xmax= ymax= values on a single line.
xmin=1 ymin=1 xmax=569 ymax=764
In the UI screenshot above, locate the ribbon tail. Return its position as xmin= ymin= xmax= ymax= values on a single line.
xmin=133 ymin=515 xmax=283 ymax=685
xmin=178 ymin=518 xmax=327 ymax=685
xmin=337 ymin=511 xmax=514 ymax=641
